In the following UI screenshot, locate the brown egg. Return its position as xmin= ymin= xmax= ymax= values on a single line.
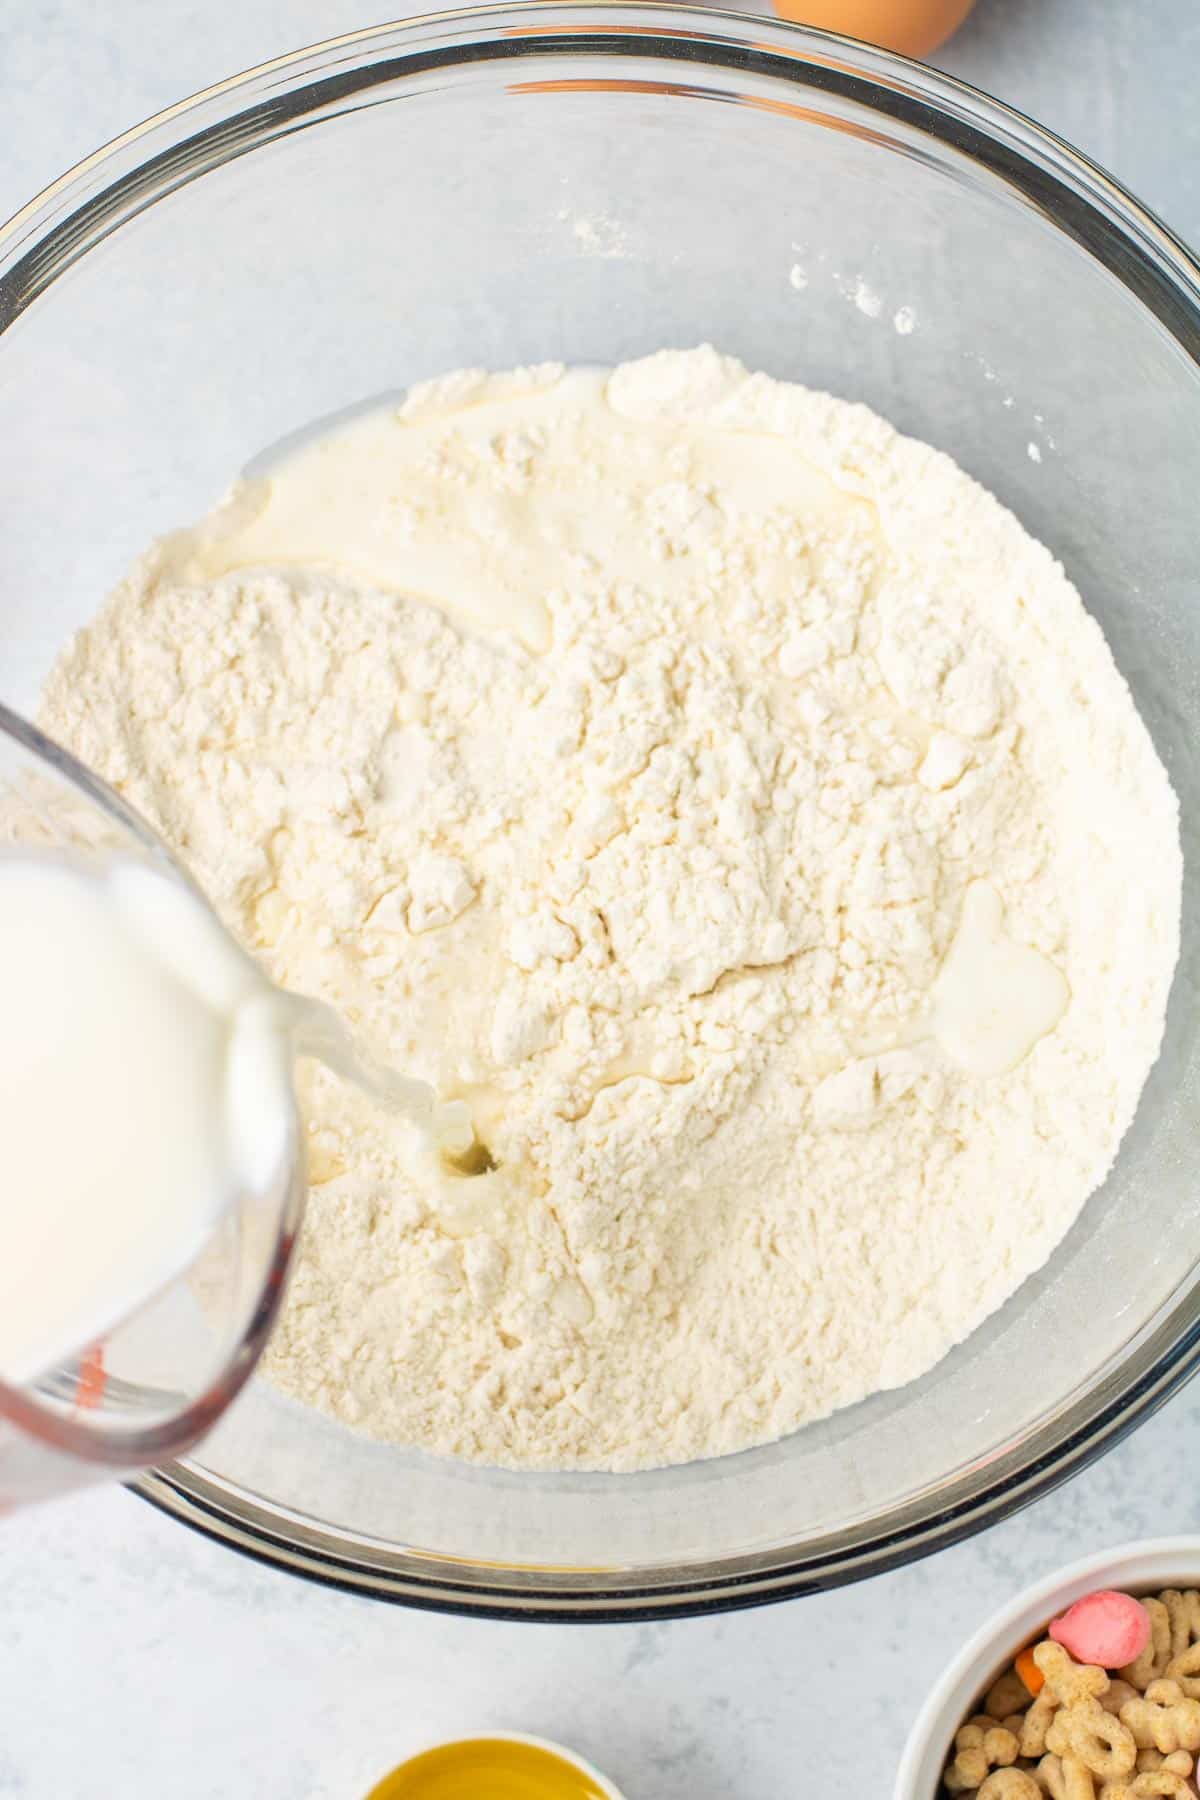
xmin=771 ymin=0 xmax=976 ymax=58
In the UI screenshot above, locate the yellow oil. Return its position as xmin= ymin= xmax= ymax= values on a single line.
xmin=365 ymin=1738 xmax=611 ymax=1800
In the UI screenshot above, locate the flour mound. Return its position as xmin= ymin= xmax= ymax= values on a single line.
xmin=41 ymin=348 xmax=1181 ymax=1471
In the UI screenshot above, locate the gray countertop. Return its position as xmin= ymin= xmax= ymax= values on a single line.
xmin=3 ymin=3 xmax=1200 ymax=1794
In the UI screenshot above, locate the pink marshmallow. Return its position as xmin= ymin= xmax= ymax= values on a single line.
xmin=1049 ymin=1589 xmax=1151 ymax=1669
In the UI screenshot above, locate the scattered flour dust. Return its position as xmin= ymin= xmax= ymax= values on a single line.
xmin=41 ymin=347 xmax=1181 ymax=1472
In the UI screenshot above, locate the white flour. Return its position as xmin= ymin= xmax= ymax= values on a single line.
xmin=41 ymin=348 xmax=1181 ymax=1471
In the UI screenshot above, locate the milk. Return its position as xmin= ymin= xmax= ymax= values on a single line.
xmin=0 ymin=852 xmax=296 ymax=1385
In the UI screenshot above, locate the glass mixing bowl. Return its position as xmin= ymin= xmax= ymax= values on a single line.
xmin=2 ymin=3 xmax=1199 ymax=1618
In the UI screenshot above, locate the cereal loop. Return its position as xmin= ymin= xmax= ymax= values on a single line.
xmin=1161 ymin=1590 xmax=1200 ymax=1665
xmin=985 ymin=1727 xmax=1019 ymax=1767
xmin=978 ymin=1770 xmax=1041 ymax=1800
xmin=1120 ymin=1680 xmax=1200 ymax=1754
xmin=1023 ymin=1690 xmax=1064 ymax=1759
xmin=1134 ymin=1751 xmax=1193 ymax=1775
xmin=945 ymin=1746 xmax=987 ymax=1792
xmin=1037 ymin=1752 xmax=1097 ymax=1800
xmin=1036 ymin=1642 xmax=1111 ymax=1710
xmin=945 ymin=1715 xmax=1022 ymax=1790
xmin=1045 ymin=1701 xmax=1137 ymax=1779
xmin=1101 ymin=1777 xmax=1194 ymax=1800
xmin=1164 ymin=1642 xmax=1200 ymax=1702
xmin=1121 ymin=1601 xmax=1172 ymax=1692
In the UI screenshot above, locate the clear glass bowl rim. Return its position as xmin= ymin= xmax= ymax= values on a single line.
xmin=5 ymin=2 xmax=1200 ymax=1620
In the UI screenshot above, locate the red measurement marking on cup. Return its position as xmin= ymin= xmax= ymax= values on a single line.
xmin=76 ymin=1345 xmax=107 ymax=1410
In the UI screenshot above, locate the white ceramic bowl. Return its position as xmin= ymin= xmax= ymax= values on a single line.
xmin=895 ymin=1536 xmax=1200 ymax=1798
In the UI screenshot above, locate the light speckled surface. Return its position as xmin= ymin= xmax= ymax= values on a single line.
xmin=3 ymin=3 xmax=1200 ymax=1794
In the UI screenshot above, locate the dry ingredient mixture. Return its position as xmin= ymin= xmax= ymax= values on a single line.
xmin=40 ymin=347 xmax=1181 ymax=1471
xmin=944 ymin=1589 xmax=1200 ymax=1798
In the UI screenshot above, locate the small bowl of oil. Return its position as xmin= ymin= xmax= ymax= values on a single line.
xmin=364 ymin=1733 xmax=625 ymax=1799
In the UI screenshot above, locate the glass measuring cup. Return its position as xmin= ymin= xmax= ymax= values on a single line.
xmin=0 ymin=702 xmax=305 ymax=1509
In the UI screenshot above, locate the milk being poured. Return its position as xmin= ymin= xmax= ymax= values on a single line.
xmin=0 ymin=851 xmax=474 ymax=1387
